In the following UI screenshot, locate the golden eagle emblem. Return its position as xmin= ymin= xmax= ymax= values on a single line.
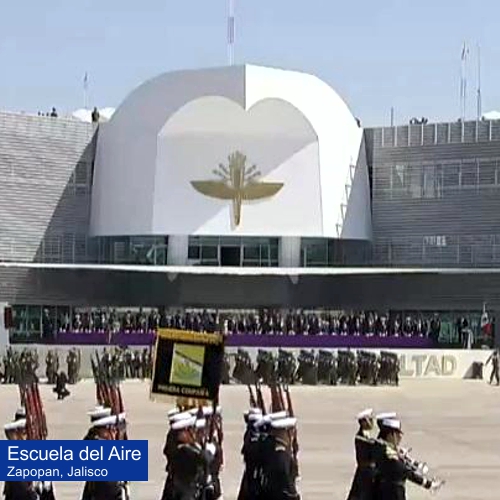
xmin=190 ymin=151 xmax=284 ymax=226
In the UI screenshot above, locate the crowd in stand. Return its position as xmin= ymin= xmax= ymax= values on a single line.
xmin=45 ymin=308 xmax=443 ymax=339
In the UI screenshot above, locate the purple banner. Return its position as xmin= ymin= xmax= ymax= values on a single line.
xmin=48 ymin=331 xmax=433 ymax=349
xmin=225 ymin=334 xmax=433 ymax=349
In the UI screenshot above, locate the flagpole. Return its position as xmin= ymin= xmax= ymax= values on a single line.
xmin=228 ymin=0 xmax=235 ymax=65
xmin=477 ymin=44 xmax=482 ymax=121
xmin=83 ymin=72 xmax=89 ymax=110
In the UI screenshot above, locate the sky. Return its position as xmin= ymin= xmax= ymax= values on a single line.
xmin=0 ymin=0 xmax=498 ymax=126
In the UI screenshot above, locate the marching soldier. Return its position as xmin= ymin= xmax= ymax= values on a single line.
xmin=3 ymin=418 xmax=55 ymax=500
xmin=346 ymin=409 xmax=376 ymax=500
xmin=3 ymin=419 xmax=39 ymax=500
xmin=83 ymin=406 xmax=112 ymax=440
xmin=260 ymin=415 xmax=301 ymax=500
xmin=80 ymin=416 xmax=128 ymax=500
xmin=160 ymin=414 xmax=217 ymax=500
xmin=237 ymin=408 xmax=264 ymax=500
xmin=485 ymin=348 xmax=499 ymax=385
xmin=375 ymin=418 xmax=442 ymax=500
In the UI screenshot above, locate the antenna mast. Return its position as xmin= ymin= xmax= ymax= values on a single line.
xmin=228 ymin=0 xmax=235 ymax=65
xmin=477 ymin=44 xmax=482 ymax=121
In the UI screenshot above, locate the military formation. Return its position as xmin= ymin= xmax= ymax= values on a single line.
xmin=346 ymin=409 xmax=445 ymax=500
xmin=229 ymin=348 xmax=400 ymax=386
xmin=91 ymin=347 xmax=153 ymax=381
xmin=0 ymin=348 xmax=82 ymax=385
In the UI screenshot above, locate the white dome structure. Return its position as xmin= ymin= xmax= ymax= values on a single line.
xmin=90 ymin=65 xmax=371 ymax=241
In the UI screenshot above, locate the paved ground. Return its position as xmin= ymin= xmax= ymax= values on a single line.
xmin=0 ymin=379 xmax=498 ymax=500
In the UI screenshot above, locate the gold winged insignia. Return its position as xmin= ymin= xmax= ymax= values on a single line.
xmin=190 ymin=151 xmax=284 ymax=226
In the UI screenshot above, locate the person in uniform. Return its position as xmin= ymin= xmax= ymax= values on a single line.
xmin=237 ymin=408 xmax=264 ymax=500
xmin=80 ymin=415 xmax=126 ymax=500
xmin=375 ymin=418 xmax=441 ymax=500
xmin=53 ymin=371 xmax=70 ymax=400
xmin=161 ymin=414 xmax=217 ymax=500
xmin=260 ymin=416 xmax=301 ymax=500
xmin=485 ymin=349 xmax=499 ymax=385
xmin=346 ymin=408 xmax=376 ymax=500
xmin=3 ymin=419 xmax=39 ymax=500
xmin=83 ymin=406 xmax=112 ymax=440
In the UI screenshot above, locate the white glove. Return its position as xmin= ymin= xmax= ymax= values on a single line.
xmin=205 ymin=443 xmax=217 ymax=456
xmin=42 ymin=482 xmax=52 ymax=491
xmin=417 ymin=463 xmax=429 ymax=475
xmin=430 ymin=479 xmax=445 ymax=493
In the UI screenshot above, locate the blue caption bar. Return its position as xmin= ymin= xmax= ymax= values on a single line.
xmin=0 ymin=440 xmax=148 ymax=481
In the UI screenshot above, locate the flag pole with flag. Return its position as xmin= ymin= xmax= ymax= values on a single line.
xmin=228 ymin=0 xmax=235 ymax=65
xmin=460 ymin=42 xmax=469 ymax=121
xmin=481 ymin=302 xmax=492 ymax=337
xmin=83 ymin=72 xmax=89 ymax=110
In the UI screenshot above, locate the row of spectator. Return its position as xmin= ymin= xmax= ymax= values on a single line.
xmin=41 ymin=308 xmax=445 ymax=338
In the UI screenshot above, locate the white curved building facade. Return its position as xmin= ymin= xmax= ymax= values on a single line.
xmin=90 ymin=65 xmax=372 ymax=265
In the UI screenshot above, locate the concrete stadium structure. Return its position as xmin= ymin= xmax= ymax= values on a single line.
xmin=1 ymin=65 xmax=500 ymax=333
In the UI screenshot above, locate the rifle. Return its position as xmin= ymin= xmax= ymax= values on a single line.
xmin=247 ymin=385 xmax=258 ymax=408
xmin=283 ymin=384 xmax=299 ymax=477
xmin=255 ymin=381 xmax=267 ymax=414
xmin=270 ymin=382 xmax=285 ymax=412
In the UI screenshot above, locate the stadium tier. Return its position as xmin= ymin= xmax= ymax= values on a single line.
xmin=0 ymin=65 xmax=498 ymax=347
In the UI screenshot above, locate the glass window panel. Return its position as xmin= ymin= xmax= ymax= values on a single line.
xmin=407 ymin=165 xmax=422 ymax=198
xmin=27 ymin=306 xmax=41 ymax=334
xmin=44 ymin=235 xmax=61 ymax=263
xmin=201 ymin=246 xmax=218 ymax=260
xmin=478 ymin=160 xmax=496 ymax=185
xmin=188 ymin=246 xmax=200 ymax=260
xmin=243 ymin=246 xmax=259 ymax=260
xmin=392 ymin=165 xmax=406 ymax=189
xmin=422 ymin=166 xmax=436 ymax=198
xmin=461 ymin=162 xmax=477 ymax=186
xmin=75 ymin=235 xmax=88 ymax=263
xmin=62 ymin=233 xmax=74 ymax=263
xmin=443 ymin=163 xmax=460 ymax=189
xmin=12 ymin=306 xmax=27 ymax=333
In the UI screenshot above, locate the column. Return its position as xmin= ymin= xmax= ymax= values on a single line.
xmin=279 ymin=237 xmax=301 ymax=268
xmin=167 ymin=235 xmax=189 ymax=266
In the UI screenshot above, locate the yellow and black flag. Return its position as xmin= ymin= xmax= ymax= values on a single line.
xmin=151 ymin=329 xmax=225 ymax=402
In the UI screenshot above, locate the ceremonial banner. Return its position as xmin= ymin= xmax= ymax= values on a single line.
xmin=151 ymin=329 xmax=224 ymax=402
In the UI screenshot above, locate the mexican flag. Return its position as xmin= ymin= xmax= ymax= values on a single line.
xmin=481 ymin=304 xmax=492 ymax=336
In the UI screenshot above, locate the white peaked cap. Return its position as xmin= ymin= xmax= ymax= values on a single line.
xmin=167 ymin=408 xmax=180 ymax=417
xmin=269 ymin=411 xmax=288 ymax=420
xmin=195 ymin=419 xmax=206 ymax=429
xmin=188 ymin=406 xmax=222 ymax=417
xmin=381 ymin=418 xmax=403 ymax=432
xmin=170 ymin=411 xmax=194 ymax=423
xmin=254 ymin=415 xmax=272 ymax=428
xmin=88 ymin=407 xmax=112 ymax=419
xmin=247 ymin=413 xmax=262 ymax=422
xmin=376 ymin=412 xmax=397 ymax=421
xmin=4 ymin=419 xmax=26 ymax=431
xmin=357 ymin=408 xmax=374 ymax=420
xmin=93 ymin=415 xmax=118 ymax=428
xmin=271 ymin=417 xmax=297 ymax=429
xmin=171 ymin=416 xmax=196 ymax=430
xmin=247 ymin=408 xmax=262 ymax=415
